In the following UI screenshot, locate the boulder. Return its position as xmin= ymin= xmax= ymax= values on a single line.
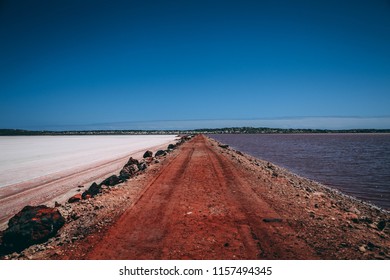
xmin=155 ymin=150 xmax=167 ymax=157
xmin=100 ymin=175 xmax=122 ymax=187
xmin=167 ymin=144 xmax=176 ymax=150
xmin=126 ymin=157 xmax=139 ymax=165
xmin=143 ymin=150 xmax=153 ymax=158
xmin=81 ymin=182 xmax=101 ymax=199
xmin=119 ymin=164 xmax=138 ymax=180
xmin=68 ymin=194 xmax=82 ymax=203
xmin=138 ymin=162 xmax=147 ymax=171
xmin=181 ymin=135 xmax=191 ymax=141
xmin=1 ymin=205 xmax=65 ymax=254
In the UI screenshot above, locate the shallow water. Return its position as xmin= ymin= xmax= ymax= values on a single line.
xmin=210 ymin=134 xmax=390 ymax=210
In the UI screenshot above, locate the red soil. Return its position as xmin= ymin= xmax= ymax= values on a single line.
xmin=5 ymin=134 xmax=388 ymax=260
xmin=86 ymin=135 xmax=317 ymax=259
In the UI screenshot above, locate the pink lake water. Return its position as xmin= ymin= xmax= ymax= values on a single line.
xmin=210 ymin=133 xmax=390 ymax=210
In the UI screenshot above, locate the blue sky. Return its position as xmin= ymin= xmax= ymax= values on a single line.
xmin=1 ymin=0 xmax=390 ymax=130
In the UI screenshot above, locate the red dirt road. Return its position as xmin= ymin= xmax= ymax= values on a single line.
xmin=88 ymin=135 xmax=317 ymax=259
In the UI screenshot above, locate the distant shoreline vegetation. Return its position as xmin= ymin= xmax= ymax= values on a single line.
xmin=1 ymin=127 xmax=390 ymax=136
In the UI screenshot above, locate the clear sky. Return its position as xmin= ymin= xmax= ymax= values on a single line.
xmin=1 ymin=0 xmax=390 ymax=130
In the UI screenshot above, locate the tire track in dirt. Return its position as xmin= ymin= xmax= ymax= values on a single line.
xmin=87 ymin=135 xmax=317 ymax=259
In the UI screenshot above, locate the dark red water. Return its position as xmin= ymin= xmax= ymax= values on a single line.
xmin=210 ymin=134 xmax=390 ymax=210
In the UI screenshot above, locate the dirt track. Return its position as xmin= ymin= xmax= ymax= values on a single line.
xmin=87 ymin=135 xmax=317 ymax=259
xmin=4 ymin=134 xmax=388 ymax=260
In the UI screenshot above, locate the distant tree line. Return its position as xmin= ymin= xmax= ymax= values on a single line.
xmin=1 ymin=127 xmax=390 ymax=136
xmin=193 ymin=127 xmax=390 ymax=134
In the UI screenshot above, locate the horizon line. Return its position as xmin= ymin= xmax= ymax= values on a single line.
xmin=2 ymin=116 xmax=390 ymax=131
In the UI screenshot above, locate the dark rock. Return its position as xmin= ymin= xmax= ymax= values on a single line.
xmin=100 ymin=175 xmax=122 ymax=187
xmin=367 ymin=242 xmax=379 ymax=250
xmin=377 ymin=220 xmax=386 ymax=231
xmin=70 ymin=212 xmax=79 ymax=221
xmin=219 ymin=144 xmax=229 ymax=149
xmin=1 ymin=205 xmax=65 ymax=254
xmin=263 ymin=218 xmax=283 ymax=223
xmin=266 ymin=162 xmax=275 ymax=170
xmin=143 ymin=150 xmax=153 ymax=158
xmin=54 ymin=201 xmax=61 ymax=207
xmin=126 ymin=157 xmax=139 ymax=166
xmin=81 ymin=182 xmax=101 ymax=199
xmin=119 ymin=164 xmax=138 ymax=180
xmin=360 ymin=217 xmax=373 ymax=224
xmin=181 ymin=135 xmax=192 ymax=141
xmin=68 ymin=194 xmax=82 ymax=203
xmin=138 ymin=162 xmax=147 ymax=171
xmin=155 ymin=150 xmax=167 ymax=157
xmin=119 ymin=157 xmax=141 ymax=180
xmin=340 ymin=242 xmax=348 ymax=248
xmin=176 ymin=140 xmax=184 ymax=146
xmin=167 ymin=144 xmax=175 ymax=150
xmin=352 ymin=218 xmax=360 ymax=224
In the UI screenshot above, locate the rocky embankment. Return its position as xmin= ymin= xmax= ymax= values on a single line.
xmin=0 ymin=134 xmax=389 ymax=260
xmin=213 ymin=141 xmax=389 ymax=259
xmin=0 ymin=135 xmax=192 ymax=258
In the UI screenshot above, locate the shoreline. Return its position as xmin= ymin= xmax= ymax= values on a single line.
xmin=0 ymin=139 xmax=178 ymax=230
xmin=209 ymin=133 xmax=390 ymax=211
xmin=1 ymin=134 xmax=389 ymax=259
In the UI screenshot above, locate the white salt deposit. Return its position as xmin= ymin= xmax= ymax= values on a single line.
xmin=0 ymin=135 xmax=177 ymax=187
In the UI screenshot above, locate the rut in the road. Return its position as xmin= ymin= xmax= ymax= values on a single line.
xmin=88 ymin=135 xmax=317 ymax=259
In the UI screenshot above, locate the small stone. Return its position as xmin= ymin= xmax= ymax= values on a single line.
xmin=219 ymin=144 xmax=229 ymax=149
xmin=263 ymin=218 xmax=282 ymax=223
xmin=359 ymin=245 xmax=366 ymax=253
xmin=367 ymin=242 xmax=378 ymax=250
xmin=70 ymin=213 xmax=79 ymax=220
xmin=68 ymin=194 xmax=82 ymax=203
xmin=377 ymin=220 xmax=386 ymax=231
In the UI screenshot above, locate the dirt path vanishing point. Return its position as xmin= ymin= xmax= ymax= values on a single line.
xmin=87 ymin=135 xmax=317 ymax=259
